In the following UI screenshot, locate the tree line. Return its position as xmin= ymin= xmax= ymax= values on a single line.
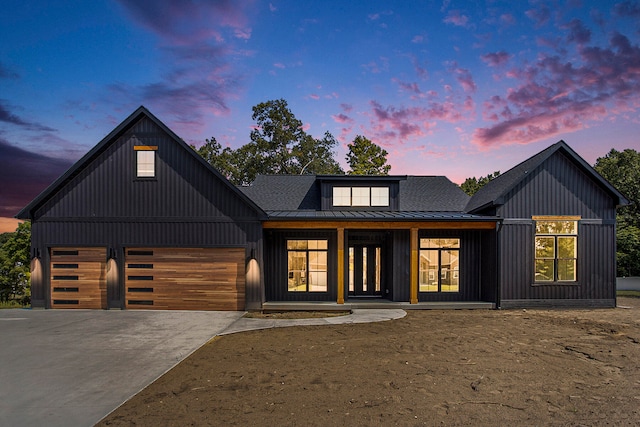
xmin=191 ymin=99 xmax=391 ymax=184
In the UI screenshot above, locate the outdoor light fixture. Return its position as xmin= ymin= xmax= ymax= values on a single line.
xmin=31 ymin=248 xmax=40 ymax=259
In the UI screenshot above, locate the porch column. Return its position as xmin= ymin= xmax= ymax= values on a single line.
xmin=337 ymin=227 xmax=345 ymax=304
xmin=410 ymin=227 xmax=418 ymax=304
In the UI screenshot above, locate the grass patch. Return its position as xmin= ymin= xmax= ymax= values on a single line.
xmin=617 ymin=290 xmax=640 ymax=298
xmin=0 ymin=300 xmax=30 ymax=309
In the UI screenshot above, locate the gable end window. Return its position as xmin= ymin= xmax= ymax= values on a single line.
xmin=332 ymin=186 xmax=389 ymax=207
xmin=134 ymin=145 xmax=157 ymax=178
xmin=534 ymin=217 xmax=578 ymax=283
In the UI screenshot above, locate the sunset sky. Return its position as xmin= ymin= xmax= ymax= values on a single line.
xmin=1 ymin=0 xmax=640 ymax=232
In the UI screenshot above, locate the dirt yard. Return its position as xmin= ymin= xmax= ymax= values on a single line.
xmin=99 ymin=298 xmax=640 ymax=426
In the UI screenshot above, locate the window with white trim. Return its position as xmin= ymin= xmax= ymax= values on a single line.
xmin=134 ymin=146 xmax=157 ymax=178
xmin=534 ymin=219 xmax=577 ymax=282
xmin=332 ymin=186 xmax=389 ymax=207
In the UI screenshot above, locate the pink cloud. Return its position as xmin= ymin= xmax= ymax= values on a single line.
xmin=331 ymin=113 xmax=354 ymax=124
xmin=473 ymin=32 xmax=640 ymax=147
xmin=308 ymin=94 xmax=320 ymax=100
xmin=443 ymin=10 xmax=470 ymax=28
xmin=481 ymin=51 xmax=512 ymax=67
xmin=500 ymin=13 xmax=516 ymax=26
xmin=450 ymin=65 xmax=477 ymax=93
xmin=340 ymin=103 xmax=353 ymax=113
xmin=525 ymin=3 xmax=551 ymax=28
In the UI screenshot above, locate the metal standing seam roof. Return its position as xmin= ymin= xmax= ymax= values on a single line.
xmin=264 ymin=210 xmax=494 ymax=220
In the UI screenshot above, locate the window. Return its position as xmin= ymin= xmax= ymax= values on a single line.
xmin=534 ymin=219 xmax=577 ymax=282
xmin=332 ymin=186 xmax=389 ymax=207
xmin=134 ymin=146 xmax=157 ymax=178
xmin=419 ymin=238 xmax=460 ymax=292
xmin=371 ymin=187 xmax=390 ymax=206
xmin=287 ymin=240 xmax=328 ymax=292
xmin=333 ymin=187 xmax=351 ymax=206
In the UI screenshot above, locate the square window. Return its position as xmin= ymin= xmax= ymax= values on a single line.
xmin=351 ymin=187 xmax=370 ymax=206
xmin=371 ymin=187 xmax=389 ymax=206
xmin=333 ymin=187 xmax=351 ymax=206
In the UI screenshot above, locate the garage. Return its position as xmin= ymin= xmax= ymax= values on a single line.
xmin=50 ymin=247 xmax=107 ymax=309
xmin=125 ymin=248 xmax=246 ymax=310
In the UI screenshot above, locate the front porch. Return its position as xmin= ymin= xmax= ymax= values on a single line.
xmin=262 ymin=300 xmax=495 ymax=311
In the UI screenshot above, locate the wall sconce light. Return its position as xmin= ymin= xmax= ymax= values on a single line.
xmin=108 ymin=248 xmax=118 ymax=260
xmin=250 ymin=248 xmax=256 ymax=260
xmin=31 ymin=248 xmax=40 ymax=259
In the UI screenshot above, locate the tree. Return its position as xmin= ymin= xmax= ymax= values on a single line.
xmin=594 ymin=148 xmax=640 ymax=276
xmin=0 ymin=221 xmax=31 ymax=305
xmin=191 ymin=137 xmax=239 ymax=181
xmin=346 ymin=135 xmax=391 ymax=175
xmin=460 ymin=171 xmax=501 ymax=196
xmin=194 ymin=99 xmax=344 ymax=185
xmin=293 ymin=132 xmax=343 ymax=176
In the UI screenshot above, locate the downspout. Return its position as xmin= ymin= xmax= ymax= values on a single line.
xmin=496 ymin=218 xmax=503 ymax=309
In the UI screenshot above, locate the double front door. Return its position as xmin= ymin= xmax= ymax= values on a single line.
xmin=348 ymin=245 xmax=383 ymax=296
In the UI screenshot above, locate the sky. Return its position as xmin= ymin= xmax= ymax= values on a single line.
xmin=1 ymin=0 xmax=640 ymax=232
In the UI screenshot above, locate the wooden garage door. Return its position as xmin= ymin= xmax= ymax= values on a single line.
xmin=50 ymin=248 xmax=107 ymax=309
xmin=125 ymin=248 xmax=245 ymax=310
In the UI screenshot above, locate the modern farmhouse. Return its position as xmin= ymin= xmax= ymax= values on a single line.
xmin=17 ymin=107 xmax=628 ymax=310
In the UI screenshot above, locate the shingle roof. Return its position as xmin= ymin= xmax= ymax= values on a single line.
xmin=239 ymin=175 xmax=320 ymax=210
xmin=239 ymin=174 xmax=475 ymax=219
xmin=465 ymin=140 xmax=629 ymax=213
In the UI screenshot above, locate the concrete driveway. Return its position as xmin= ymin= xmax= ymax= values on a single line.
xmin=0 ymin=309 xmax=243 ymax=427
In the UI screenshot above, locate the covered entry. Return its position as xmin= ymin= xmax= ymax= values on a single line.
xmin=50 ymin=247 xmax=107 ymax=309
xmin=125 ymin=247 xmax=246 ymax=310
xmin=347 ymin=231 xmax=389 ymax=298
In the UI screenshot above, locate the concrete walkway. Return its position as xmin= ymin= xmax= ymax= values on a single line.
xmin=220 ymin=308 xmax=407 ymax=335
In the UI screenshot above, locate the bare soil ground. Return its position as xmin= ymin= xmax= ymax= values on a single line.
xmin=99 ymin=298 xmax=640 ymax=426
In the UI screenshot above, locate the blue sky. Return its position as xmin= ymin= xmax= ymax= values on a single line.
xmin=1 ymin=0 xmax=640 ymax=231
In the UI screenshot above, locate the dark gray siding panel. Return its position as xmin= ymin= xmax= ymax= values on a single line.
xmin=498 ymin=222 xmax=617 ymax=305
xmin=480 ymin=230 xmax=498 ymax=303
xmin=500 ymin=153 xmax=616 ymax=220
xmin=264 ymin=230 xmax=337 ymax=302
xmin=391 ymin=230 xmax=410 ymax=302
xmin=33 ymin=116 xmax=259 ymax=221
xmin=417 ymin=230 xmax=482 ymax=302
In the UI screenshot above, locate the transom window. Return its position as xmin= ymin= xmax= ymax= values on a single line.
xmin=134 ymin=146 xmax=157 ymax=178
xmin=534 ymin=219 xmax=578 ymax=282
xmin=287 ymin=240 xmax=328 ymax=292
xmin=332 ymin=187 xmax=389 ymax=207
xmin=419 ymin=238 xmax=460 ymax=293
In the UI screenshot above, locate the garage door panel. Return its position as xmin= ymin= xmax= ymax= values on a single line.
xmin=50 ymin=247 xmax=107 ymax=309
xmin=125 ymin=248 xmax=245 ymax=310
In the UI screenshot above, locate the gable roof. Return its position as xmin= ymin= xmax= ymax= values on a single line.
xmin=17 ymin=106 xmax=266 ymax=220
xmin=240 ymin=174 xmax=474 ymax=219
xmin=466 ymin=140 xmax=629 ymax=214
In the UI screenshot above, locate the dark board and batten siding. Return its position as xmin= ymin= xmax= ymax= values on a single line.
xmin=264 ymin=230 xmax=338 ymax=302
xmin=497 ymin=152 xmax=618 ymax=308
xmin=29 ymin=115 xmax=263 ymax=310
